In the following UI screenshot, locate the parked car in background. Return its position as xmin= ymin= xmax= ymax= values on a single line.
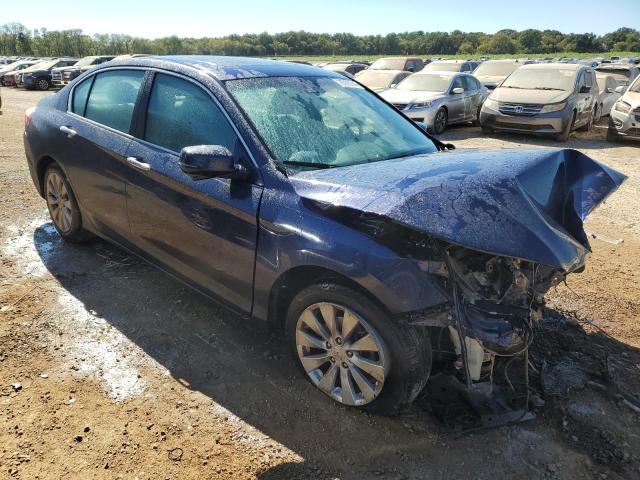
xmin=579 ymin=59 xmax=600 ymax=68
xmin=23 ymin=55 xmax=625 ymax=414
xmin=473 ymin=59 xmax=529 ymax=89
xmin=52 ymin=55 xmax=115 ymax=88
xmin=596 ymin=74 xmax=623 ymax=120
xmin=0 ymin=60 xmax=37 ymax=86
xmin=18 ymin=58 xmax=77 ymax=90
xmin=595 ymin=64 xmax=640 ymax=87
xmin=380 ymin=72 xmax=489 ymax=134
xmin=423 ymin=60 xmax=477 ymax=73
xmin=322 ymin=62 xmax=369 ymax=77
xmin=608 ymin=75 xmax=640 ymax=142
xmin=365 ymin=56 xmax=424 ymax=73
xmin=355 ymin=69 xmax=411 ymax=92
xmin=480 ymin=63 xmax=599 ymax=141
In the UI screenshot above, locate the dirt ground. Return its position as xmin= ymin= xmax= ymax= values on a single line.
xmin=1 ymin=87 xmax=639 ymax=480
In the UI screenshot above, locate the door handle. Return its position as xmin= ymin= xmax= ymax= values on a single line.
xmin=126 ymin=156 xmax=151 ymax=171
xmin=59 ymin=125 xmax=76 ymax=138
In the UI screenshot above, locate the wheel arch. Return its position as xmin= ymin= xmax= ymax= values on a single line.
xmin=267 ymin=265 xmax=392 ymax=331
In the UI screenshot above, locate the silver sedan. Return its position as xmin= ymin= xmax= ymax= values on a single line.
xmin=380 ymin=72 xmax=490 ymax=134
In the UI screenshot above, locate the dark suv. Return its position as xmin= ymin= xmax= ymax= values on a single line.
xmin=21 ymin=58 xmax=77 ymax=90
xmin=23 ymin=56 xmax=624 ymax=413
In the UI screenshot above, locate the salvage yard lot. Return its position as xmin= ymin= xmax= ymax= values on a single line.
xmin=1 ymin=88 xmax=639 ymax=479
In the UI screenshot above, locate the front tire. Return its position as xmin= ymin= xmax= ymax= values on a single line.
xmin=556 ymin=111 xmax=576 ymax=142
xmin=433 ymin=107 xmax=448 ymax=134
xmin=286 ymin=283 xmax=432 ymax=415
xmin=35 ymin=78 xmax=50 ymax=91
xmin=44 ymin=165 xmax=91 ymax=243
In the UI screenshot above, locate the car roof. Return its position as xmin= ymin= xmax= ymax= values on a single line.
xmin=430 ymin=60 xmax=466 ymax=64
xmin=101 ymin=55 xmax=340 ymax=81
xmin=596 ymin=64 xmax=635 ymax=70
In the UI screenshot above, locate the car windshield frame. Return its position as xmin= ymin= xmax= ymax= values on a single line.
xmin=502 ymin=67 xmax=578 ymax=91
xmin=224 ymin=75 xmax=438 ymax=171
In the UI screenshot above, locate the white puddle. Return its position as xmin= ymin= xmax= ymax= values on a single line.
xmin=2 ymin=214 xmax=154 ymax=401
xmin=3 ymin=212 xmax=56 ymax=277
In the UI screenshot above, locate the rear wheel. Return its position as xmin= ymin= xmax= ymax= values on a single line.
xmin=287 ymin=283 xmax=432 ymax=415
xmin=433 ymin=107 xmax=448 ymax=134
xmin=44 ymin=165 xmax=91 ymax=243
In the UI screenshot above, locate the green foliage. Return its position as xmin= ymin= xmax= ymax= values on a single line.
xmin=0 ymin=23 xmax=638 ymax=58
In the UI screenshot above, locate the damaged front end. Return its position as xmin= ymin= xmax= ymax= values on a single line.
xmin=291 ymin=147 xmax=626 ymax=428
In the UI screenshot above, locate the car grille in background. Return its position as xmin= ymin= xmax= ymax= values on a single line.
xmin=392 ymin=103 xmax=408 ymax=110
xmin=52 ymin=71 xmax=62 ymax=82
xmin=498 ymin=102 xmax=543 ymax=116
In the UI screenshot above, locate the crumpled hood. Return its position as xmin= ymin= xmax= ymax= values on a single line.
xmin=491 ymin=87 xmax=570 ymax=104
xmin=380 ymin=89 xmax=444 ymax=104
xmin=290 ymin=148 xmax=626 ymax=271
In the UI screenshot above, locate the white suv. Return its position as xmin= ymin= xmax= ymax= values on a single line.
xmin=608 ymin=75 xmax=640 ymax=142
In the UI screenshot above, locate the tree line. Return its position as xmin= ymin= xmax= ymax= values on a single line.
xmin=1 ymin=23 xmax=639 ymax=58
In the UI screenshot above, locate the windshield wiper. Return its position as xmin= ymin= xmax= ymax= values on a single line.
xmin=502 ymin=85 xmax=524 ymax=89
xmin=533 ymin=87 xmax=565 ymax=91
xmin=282 ymin=160 xmax=337 ymax=169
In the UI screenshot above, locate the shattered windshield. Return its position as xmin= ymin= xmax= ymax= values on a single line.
xmin=226 ymin=76 xmax=437 ymax=170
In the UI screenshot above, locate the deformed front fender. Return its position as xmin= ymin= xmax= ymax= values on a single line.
xmin=251 ymin=187 xmax=449 ymax=322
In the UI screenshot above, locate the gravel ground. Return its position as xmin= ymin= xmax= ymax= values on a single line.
xmin=0 ymin=88 xmax=639 ymax=480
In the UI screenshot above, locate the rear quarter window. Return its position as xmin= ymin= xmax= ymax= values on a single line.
xmin=71 ymin=76 xmax=94 ymax=116
xmin=84 ymin=70 xmax=145 ymax=133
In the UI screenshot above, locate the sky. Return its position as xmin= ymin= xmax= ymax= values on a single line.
xmin=4 ymin=0 xmax=639 ymax=38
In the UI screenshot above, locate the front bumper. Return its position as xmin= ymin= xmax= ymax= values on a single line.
xmin=480 ymin=103 xmax=571 ymax=135
xmin=610 ymin=107 xmax=640 ymax=137
xmin=401 ymin=107 xmax=439 ymax=126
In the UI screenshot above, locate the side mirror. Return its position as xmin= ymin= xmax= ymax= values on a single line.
xmin=615 ymin=85 xmax=625 ymax=94
xmin=407 ymin=66 xmax=415 ymax=72
xmin=451 ymin=87 xmax=464 ymax=95
xmin=579 ymin=85 xmax=591 ymax=93
xmin=179 ymin=145 xmax=248 ymax=180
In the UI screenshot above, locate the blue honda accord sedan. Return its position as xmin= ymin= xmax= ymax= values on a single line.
xmin=23 ymin=56 xmax=625 ymax=414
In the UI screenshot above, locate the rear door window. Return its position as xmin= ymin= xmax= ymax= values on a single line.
xmin=84 ymin=70 xmax=145 ymax=133
xmin=143 ymin=73 xmax=237 ymax=153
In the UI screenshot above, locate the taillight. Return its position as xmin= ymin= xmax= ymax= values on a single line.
xmin=24 ymin=106 xmax=36 ymax=130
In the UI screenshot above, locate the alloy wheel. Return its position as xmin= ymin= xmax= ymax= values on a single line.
xmin=37 ymin=79 xmax=49 ymax=91
xmin=295 ymin=302 xmax=389 ymax=406
xmin=435 ymin=109 xmax=447 ymax=134
xmin=45 ymin=171 xmax=73 ymax=233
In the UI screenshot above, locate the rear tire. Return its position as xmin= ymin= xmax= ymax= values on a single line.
xmin=44 ymin=165 xmax=92 ymax=243
xmin=286 ymin=283 xmax=432 ymax=415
